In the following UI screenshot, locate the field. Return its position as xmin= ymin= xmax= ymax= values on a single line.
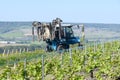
xmin=0 ymin=41 xmax=120 ymax=80
xmin=0 ymin=22 xmax=120 ymax=80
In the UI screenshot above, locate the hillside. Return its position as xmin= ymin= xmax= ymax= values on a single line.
xmin=84 ymin=23 xmax=120 ymax=40
xmin=0 ymin=22 xmax=120 ymax=42
xmin=0 ymin=22 xmax=32 ymax=41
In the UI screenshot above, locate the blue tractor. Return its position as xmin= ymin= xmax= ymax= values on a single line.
xmin=32 ymin=18 xmax=85 ymax=52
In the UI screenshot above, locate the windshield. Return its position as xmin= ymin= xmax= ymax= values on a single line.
xmin=66 ymin=27 xmax=74 ymax=38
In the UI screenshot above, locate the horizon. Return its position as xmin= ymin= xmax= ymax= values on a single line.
xmin=0 ymin=21 xmax=120 ymax=25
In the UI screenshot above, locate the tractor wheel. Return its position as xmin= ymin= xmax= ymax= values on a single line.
xmin=57 ymin=45 xmax=64 ymax=53
xmin=78 ymin=43 xmax=83 ymax=50
xmin=45 ymin=45 xmax=51 ymax=52
xmin=45 ymin=45 xmax=49 ymax=52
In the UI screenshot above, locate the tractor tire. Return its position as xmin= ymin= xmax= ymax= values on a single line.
xmin=57 ymin=45 xmax=64 ymax=53
xmin=78 ymin=43 xmax=83 ymax=50
xmin=45 ymin=45 xmax=49 ymax=52
xmin=45 ymin=45 xmax=52 ymax=52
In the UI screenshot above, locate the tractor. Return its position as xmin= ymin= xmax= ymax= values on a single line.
xmin=32 ymin=18 xmax=85 ymax=52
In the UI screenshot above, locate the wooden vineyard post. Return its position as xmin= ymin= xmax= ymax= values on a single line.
xmin=111 ymin=42 xmax=113 ymax=49
xmin=101 ymin=41 xmax=104 ymax=53
xmin=94 ymin=41 xmax=96 ymax=53
xmin=95 ymin=41 xmax=98 ymax=51
xmin=27 ymin=48 xmax=29 ymax=52
xmin=76 ymin=47 xmax=78 ymax=53
xmin=61 ymin=53 xmax=63 ymax=67
xmin=75 ymin=48 xmax=77 ymax=53
xmin=10 ymin=49 xmax=12 ymax=54
xmin=7 ymin=72 xmax=10 ymax=80
xmin=19 ymin=48 xmax=22 ymax=54
xmin=3 ymin=49 xmax=5 ymax=56
xmin=42 ymin=55 xmax=44 ymax=80
xmin=83 ymin=54 xmax=86 ymax=66
xmin=95 ymin=41 xmax=97 ymax=51
xmin=83 ymin=45 xmax=87 ymax=66
xmin=7 ymin=50 xmax=10 ymax=56
xmin=96 ymin=42 xmax=99 ymax=50
xmin=23 ymin=48 xmax=25 ymax=53
xmin=12 ymin=49 xmax=14 ymax=54
xmin=35 ymin=48 xmax=37 ymax=52
xmin=88 ymin=43 xmax=90 ymax=53
xmin=100 ymin=41 xmax=102 ymax=50
xmin=16 ymin=49 xmax=18 ymax=54
xmin=14 ymin=62 xmax=17 ymax=69
xmin=103 ymin=42 xmax=105 ymax=53
xmin=24 ymin=58 xmax=27 ymax=79
xmin=85 ymin=45 xmax=87 ymax=54
xmin=69 ymin=49 xmax=72 ymax=66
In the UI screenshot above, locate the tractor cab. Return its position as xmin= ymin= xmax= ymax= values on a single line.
xmin=60 ymin=25 xmax=81 ymax=43
xmin=61 ymin=25 xmax=74 ymax=38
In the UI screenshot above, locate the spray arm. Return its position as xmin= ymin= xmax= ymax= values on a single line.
xmin=32 ymin=27 xmax=34 ymax=42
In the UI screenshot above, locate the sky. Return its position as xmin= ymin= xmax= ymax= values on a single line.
xmin=0 ymin=0 xmax=120 ymax=24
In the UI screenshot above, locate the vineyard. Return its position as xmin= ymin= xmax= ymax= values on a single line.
xmin=0 ymin=41 xmax=120 ymax=80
